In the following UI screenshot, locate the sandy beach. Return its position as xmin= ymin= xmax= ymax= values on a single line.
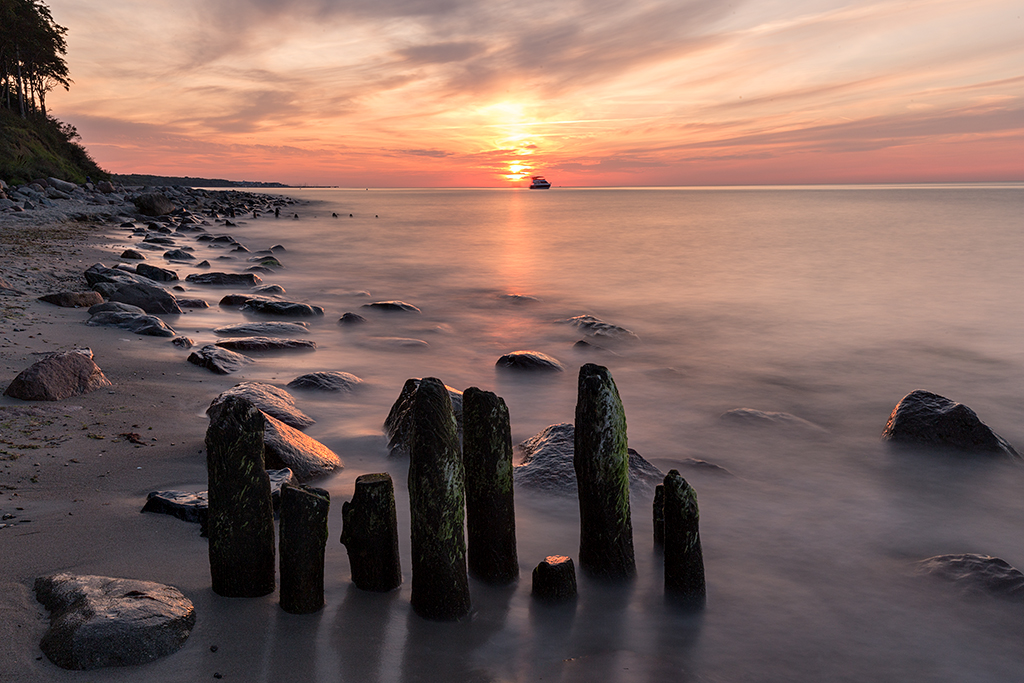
xmin=0 ymin=195 xmax=316 ymax=681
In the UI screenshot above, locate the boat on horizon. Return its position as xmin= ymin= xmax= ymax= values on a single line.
xmin=529 ymin=176 xmax=551 ymax=189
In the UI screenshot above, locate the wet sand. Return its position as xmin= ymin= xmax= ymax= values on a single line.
xmin=0 ymin=203 xmax=310 ymax=681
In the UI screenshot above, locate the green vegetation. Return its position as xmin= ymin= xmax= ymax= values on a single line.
xmin=0 ymin=0 xmax=107 ymax=185
xmin=110 ymin=174 xmax=286 ymax=188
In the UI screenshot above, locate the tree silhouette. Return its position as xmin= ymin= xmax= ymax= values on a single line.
xmin=0 ymin=0 xmax=70 ymax=118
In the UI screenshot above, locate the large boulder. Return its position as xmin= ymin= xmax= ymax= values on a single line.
xmin=4 ymin=349 xmax=112 ymax=401
xmin=34 ymin=573 xmax=195 ymax=670
xmin=263 ymin=414 xmax=341 ymax=481
xmin=38 ymin=291 xmax=104 ymax=308
xmin=133 ymin=192 xmax=176 ymax=216
xmin=882 ymin=390 xmax=1019 ymax=458
xmin=513 ymin=422 xmax=663 ymax=495
xmin=208 ymin=381 xmax=314 ymax=429
xmin=186 ymin=345 xmax=254 ymax=374
xmin=91 ymin=280 xmax=182 ymax=315
xmin=496 ymin=350 xmax=565 ymax=372
xmin=383 ymin=378 xmax=463 ymax=457
xmin=917 ymin=554 xmax=1024 ymax=602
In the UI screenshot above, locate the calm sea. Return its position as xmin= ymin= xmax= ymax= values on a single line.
xmin=151 ymin=184 xmax=1024 ymax=681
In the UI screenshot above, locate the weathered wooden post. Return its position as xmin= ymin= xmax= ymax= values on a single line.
xmin=279 ymin=483 xmax=330 ymax=613
xmin=206 ymin=396 xmax=276 ymax=597
xmin=408 ymin=377 xmax=471 ymax=620
xmin=463 ymin=387 xmax=519 ymax=585
xmin=531 ymin=555 xmax=578 ymax=602
xmin=653 ymin=483 xmax=665 ymax=548
xmin=574 ymin=363 xmax=636 ymax=580
xmin=340 ymin=472 xmax=402 ymax=592
xmin=663 ymin=469 xmax=705 ymax=606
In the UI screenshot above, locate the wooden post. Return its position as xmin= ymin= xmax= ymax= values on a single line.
xmin=341 ymin=473 xmax=402 ymax=592
xmin=531 ymin=555 xmax=578 ymax=602
xmin=206 ymin=396 xmax=275 ymax=597
xmin=574 ymin=363 xmax=636 ymax=580
xmin=463 ymin=387 xmax=518 ymax=585
xmin=408 ymin=377 xmax=471 ymax=620
xmin=653 ymin=483 xmax=665 ymax=548
xmin=279 ymin=484 xmax=330 ymax=613
xmin=663 ymin=469 xmax=705 ymax=607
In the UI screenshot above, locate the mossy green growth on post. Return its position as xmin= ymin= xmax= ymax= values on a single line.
xmin=663 ymin=469 xmax=705 ymax=607
xmin=279 ymin=484 xmax=330 ymax=614
xmin=408 ymin=377 xmax=471 ymax=620
xmin=463 ymin=387 xmax=519 ymax=585
xmin=653 ymin=483 xmax=665 ymax=548
xmin=574 ymin=363 xmax=636 ymax=580
xmin=341 ymin=472 xmax=402 ymax=592
xmin=206 ymin=396 xmax=276 ymax=597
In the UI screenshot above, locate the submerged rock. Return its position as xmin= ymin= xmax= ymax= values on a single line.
xmin=88 ymin=301 xmax=145 ymax=315
xmin=496 ymin=350 xmax=565 ymax=372
xmin=214 ymin=321 xmax=309 ymax=337
xmin=141 ymin=468 xmax=297 ymax=528
xmin=338 ymin=312 xmax=366 ymax=325
xmin=186 ymin=272 xmax=261 ymax=286
xmin=383 ymin=378 xmax=463 ymax=457
xmin=86 ymin=311 xmax=176 ymax=337
xmin=557 ymin=314 xmax=639 ymax=341
xmin=4 ymin=349 xmax=112 ymax=401
xmin=214 ymin=336 xmax=316 ymax=352
xmin=34 ymin=573 xmax=195 ymax=670
xmin=881 ymin=390 xmax=1019 ymax=458
xmin=513 ymin=422 xmax=663 ymax=496
xmin=186 ymin=344 xmax=254 ymax=374
xmin=721 ymin=408 xmax=827 ymax=434
xmin=208 ymin=381 xmax=314 ymax=429
xmin=91 ymin=280 xmax=182 ymax=315
xmin=917 ymin=554 xmax=1024 ymax=602
xmin=220 ymin=294 xmax=323 ymax=317
xmin=361 ymin=300 xmax=421 ymax=313
xmin=136 ymin=263 xmax=178 ymax=282
xmin=287 ymin=371 xmax=363 ymax=393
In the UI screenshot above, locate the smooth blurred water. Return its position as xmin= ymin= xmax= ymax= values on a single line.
xmin=137 ymin=184 xmax=1024 ymax=681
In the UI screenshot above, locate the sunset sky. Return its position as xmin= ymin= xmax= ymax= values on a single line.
xmin=46 ymin=0 xmax=1023 ymax=187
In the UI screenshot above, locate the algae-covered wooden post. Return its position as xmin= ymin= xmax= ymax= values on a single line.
xmin=408 ymin=377 xmax=471 ymax=620
xmin=531 ymin=555 xmax=577 ymax=602
xmin=206 ymin=396 xmax=276 ymax=597
xmin=574 ymin=363 xmax=636 ymax=580
xmin=462 ymin=387 xmax=519 ymax=585
xmin=340 ymin=472 xmax=402 ymax=592
xmin=279 ymin=483 xmax=330 ymax=613
xmin=663 ymin=469 xmax=705 ymax=606
xmin=653 ymin=483 xmax=665 ymax=548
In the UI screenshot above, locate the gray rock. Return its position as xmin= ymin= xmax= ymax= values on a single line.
xmin=4 ymin=349 xmax=112 ymax=401
xmin=88 ymin=301 xmax=145 ymax=315
xmin=120 ymin=249 xmax=145 ymax=260
xmin=242 ymin=297 xmax=323 ymax=318
xmin=338 ymin=312 xmax=366 ymax=325
xmin=208 ymin=381 xmax=314 ymax=429
xmin=38 ymin=291 xmax=104 ymax=308
xmin=288 ymin=371 xmax=363 ymax=393
xmin=187 ymin=344 xmax=254 ymax=374
xmin=383 ymin=378 xmax=463 ymax=457
xmin=171 ymin=336 xmax=194 ymax=348
xmin=881 ymin=390 xmax=1019 ymax=458
xmin=177 ymin=298 xmax=209 ymax=309
xmin=186 ymin=272 xmax=261 ymax=286
xmin=513 ymin=422 xmax=663 ymax=496
xmin=141 ymin=468 xmax=297 ymax=528
xmin=215 ymin=336 xmax=316 ymax=352
xmin=214 ymin=321 xmax=309 ymax=337
xmin=162 ymin=249 xmax=195 ymax=261
xmin=263 ymin=414 xmax=341 ymax=481
xmin=91 ymin=280 xmax=182 ymax=315
xmin=918 ymin=554 xmax=1024 ymax=601
xmin=496 ymin=350 xmax=565 ymax=372
xmin=253 ymin=284 xmax=286 ymax=295
xmin=133 ymin=192 xmax=176 ymax=216
xmin=47 ymin=177 xmax=78 ymax=193
xmin=34 ymin=572 xmax=195 ymax=670
xmin=361 ymin=300 xmax=421 ymax=313
xmin=136 ymin=263 xmax=178 ymax=282
xmin=86 ymin=311 xmax=176 ymax=337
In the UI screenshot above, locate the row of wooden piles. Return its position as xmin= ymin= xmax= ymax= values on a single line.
xmin=204 ymin=363 xmax=705 ymax=618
